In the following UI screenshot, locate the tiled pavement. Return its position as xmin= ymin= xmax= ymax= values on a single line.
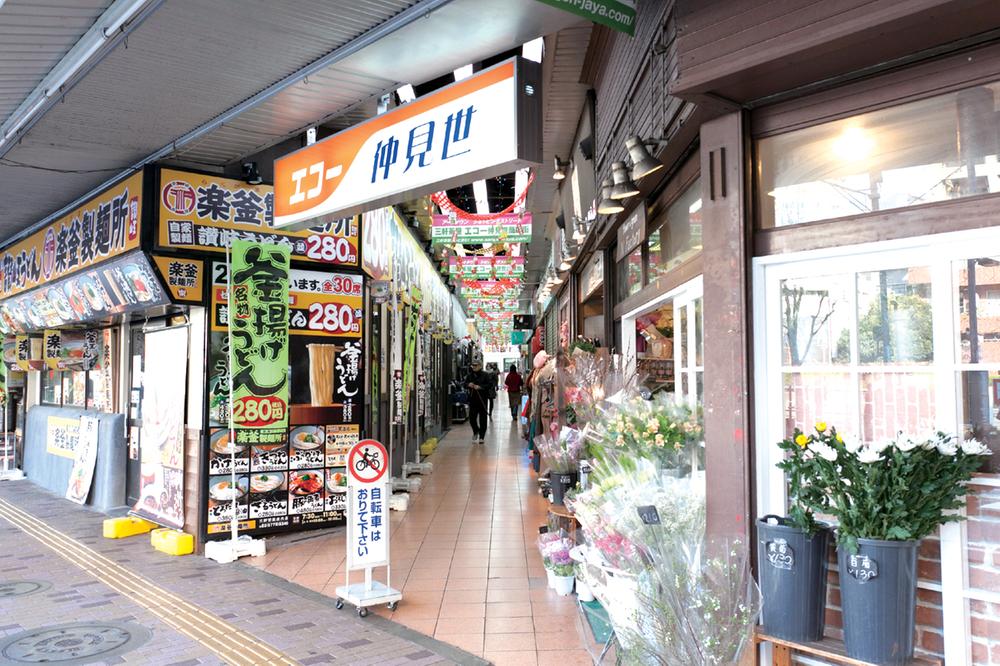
xmin=0 ymin=480 xmax=483 ymax=665
xmin=254 ymin=399 xmax=602 ymax=666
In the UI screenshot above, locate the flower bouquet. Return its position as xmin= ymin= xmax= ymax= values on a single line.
xmin=585 ymin=391 xmax=703 ymax=481
xmin=792 ymin=428 xmax=989 ymax=663
xmin=534 ymin=427 xmax=585 ymax=505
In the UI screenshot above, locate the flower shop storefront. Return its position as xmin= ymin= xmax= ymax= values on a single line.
xmin=750 ymin=65 xmax=1000 ymax=663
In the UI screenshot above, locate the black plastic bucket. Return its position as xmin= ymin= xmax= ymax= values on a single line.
xmin=550 ymin=472 xmax=577 ymax=506
xmin=756 ymin=515 xmax=831 ymax=642
xmin=838 ymin=538 xmax=918 ymax=664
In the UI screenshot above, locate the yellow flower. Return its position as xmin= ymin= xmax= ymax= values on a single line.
xmin=835 ymin=432 xmax=843 ymax=443
xmin=795 ymin=434 xmax=809 ymax=448
xmin=815 ymin=421 xmax=827 ymax=433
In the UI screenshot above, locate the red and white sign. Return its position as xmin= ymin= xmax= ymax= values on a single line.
xmin=274 ymin=57 xmax=541 ymax=229
xmin=346 ymin=439 xmax=390 ymax=569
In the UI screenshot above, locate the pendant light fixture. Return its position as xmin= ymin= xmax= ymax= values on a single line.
xmin=597 ymin=178 xmax=624 ymax=215
xmin=552 ymin=156 xmax=568 ymax=180
xmin=610 ymin=161 xmax=640 ymax=200
xmin=625 ymin=135 xmax=664 ymax=180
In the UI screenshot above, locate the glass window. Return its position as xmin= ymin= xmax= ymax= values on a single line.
xmin=63 ymin=372 xmax=87 ymax=407
xmin=41 ymin=370 xmax=62 ymax=405
xmin=617 ymin=247 xmax=643 ymax=301
xmin=648 ymin=178 xmax=703 ymax=280
xmin=758 ymin=82 xmax=1000 ymax=228
xmin=856 ymin=269 xmax=932 ymax=364
xmin=780 ymin=275 xmax=852 ymax=366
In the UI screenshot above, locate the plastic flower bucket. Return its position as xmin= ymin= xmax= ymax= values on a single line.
xmin=553 ymin=574 xmax=575 ymax=596
xmin=756 ymin=515 xmax=831 ymax=642
xmin=837 ymin=538 xmax=918 ymax=664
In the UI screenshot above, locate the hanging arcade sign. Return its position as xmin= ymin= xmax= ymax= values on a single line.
xmin=447 ymin=256 xmax=525 ymax=277
xmin=274 ymin=57 xmax=542 ymax=229
xmin=459 ymin=280 xmax=522 ymax=298
xmin=465 ymin=298 xmax=520 ymax=311
xmin=431 ymin=213 xmax=532 ymax=245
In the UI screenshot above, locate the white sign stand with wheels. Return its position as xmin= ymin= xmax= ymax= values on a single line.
xmin=336 ymin=438 xmax=401 ymax=617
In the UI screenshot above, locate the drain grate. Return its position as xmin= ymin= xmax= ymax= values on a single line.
xmin=0 ymin=622 xmax=151 ymax=664
xmin=0 ymin=580 xmax=50 ymax=598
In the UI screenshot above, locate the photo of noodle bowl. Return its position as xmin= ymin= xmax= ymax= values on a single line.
xmin=209 ymin=476 xmax=248 ymax=501
xmin=210 ymin=429 xmax=245 ymax=455
xmin=326 ymin=470 xmax=347 ymax=494
xmin=289 ymin=471 xmax=323 ymax=496
xmin=250 ymin=472 xmax=285 ymax=493
xmin=290 ymin=426 xmax=324 ymax=450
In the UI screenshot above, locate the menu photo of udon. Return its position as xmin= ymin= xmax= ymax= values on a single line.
xmin=325 ymin=467 xmax=348 ymax=513
xmin=249 ymin=471 xmax=288 ymax=520
xmin=208 ymin=427 xmax=249 ymax=475
xmin=289 ymin=425 xmax=326 ymax=470
xmin=206 ymin=473 xmax=250 ymax=528
xmin=288 ymin=469 xmax=325 ymax=515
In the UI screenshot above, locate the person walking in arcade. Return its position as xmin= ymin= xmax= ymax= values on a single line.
xmin=504 ymin=364 xmax=523 ymax=420
xmin=465 ymin=360 xmax=494 ymax=444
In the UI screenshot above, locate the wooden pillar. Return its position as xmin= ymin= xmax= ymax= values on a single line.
xmin=700 ymin=111 xmax=752 ymax=540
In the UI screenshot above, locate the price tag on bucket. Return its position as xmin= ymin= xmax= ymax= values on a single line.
xmin=766 ymin=539 xmax=794 ymax=571
xmin=636 ymin=505 xmax=661 ymax=525
xmin=847 ymin=554 xmax=878 ymax=583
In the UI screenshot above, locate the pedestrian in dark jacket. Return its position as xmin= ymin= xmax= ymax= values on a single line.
xmin=504 ymin=365 xmax=523 ymax=419
xmin=465 ymin=361 xmax=493 ymax=444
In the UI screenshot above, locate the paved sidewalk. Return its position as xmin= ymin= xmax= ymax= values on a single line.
xmin=255 ymin=402 xmax=599 ymax=665
xmin=0 ymin=480 xmax=484 ymax=666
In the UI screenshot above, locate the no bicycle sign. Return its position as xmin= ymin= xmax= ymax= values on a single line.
xmin=347 ymin=440 xmax=388 ymax=484
xmin=346 ymin=439 xmax=389 ymax=569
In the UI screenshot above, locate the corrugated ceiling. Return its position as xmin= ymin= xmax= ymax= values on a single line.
xmin=0 ymin=0 xmax=113 ymax=125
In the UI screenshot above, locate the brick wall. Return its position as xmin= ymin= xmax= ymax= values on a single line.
xmin=969 ymin=482 xmax=1000 ymax=664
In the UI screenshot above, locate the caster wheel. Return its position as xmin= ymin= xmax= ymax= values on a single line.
xmin=335 ymin=599 xmax=344 ymax=610
xmin=388 ymin=601 xmax=399 ymax=611
xmin=358 ymin=607 xmax=369 ymax=618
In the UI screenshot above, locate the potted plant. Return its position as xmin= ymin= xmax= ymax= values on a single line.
xmin=548 ymin=540 xmax=576 ymax=596
xmin=806 ymin=431 xmax=989 ymax=664
xmin=757 ymin=422 xmax=836 ymax=642
xmin=537 ymin=531 xmax=563 ymax=589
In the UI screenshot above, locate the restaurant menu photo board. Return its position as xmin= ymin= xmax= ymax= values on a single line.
xmin=0 ymin=250 xmax=170 ymax=334
xmin=158 ymin=168 xmax=360 ymax=267
xmin=0 ymin=171 xmax=142 ymax=301
xmin=205 ymin=257 xmax=363 ymax=538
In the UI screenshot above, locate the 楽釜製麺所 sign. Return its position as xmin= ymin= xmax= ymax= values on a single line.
xmin=274 ymin=58 xmax=541 ymax=228
xmin=228 ymin=240 xmax=291 ymax=449
xmin=535 ymin=0 xmax=636 ymax=35
xmin=346 ymin=439 xmax=389 ymax=569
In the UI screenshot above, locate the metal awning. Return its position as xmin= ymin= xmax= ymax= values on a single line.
xmin=0 ymin=0 xmax=585 ymax=250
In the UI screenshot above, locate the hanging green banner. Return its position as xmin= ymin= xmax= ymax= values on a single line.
xmin=229 ymin=240 xmax=291 ymax=447
xmin=402 ymin=305 xmax=419 ymax=416
xmin=535 ymin=0 xmax=635 ymax=35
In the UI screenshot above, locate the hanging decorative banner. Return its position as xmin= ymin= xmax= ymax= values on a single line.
xmin=448 ymin=256 xmax=525 ymax=277
xmin=229 ymin=241 xmax=291 ymax=449
xmin=465 ymin=298 xmax=520 ymax=311
xmin=15 ymin=335 xmax=41 ymax=371
xmin=459 ymin=280 xmax=522 ymax=298
xmin=403 ymin=306 xmax=419 ymax=415
xmin=392 ymin=370 xmax=404 ymax=425
xmin=431 ymin=213 xmax=532 ymax=245
xmin=43 ymin=330 xmax=61 ymax=370
xmin=534 ymin=0 xmax=636 ymax=36
xmin=275 ymin=58 xmax=542 ymax=228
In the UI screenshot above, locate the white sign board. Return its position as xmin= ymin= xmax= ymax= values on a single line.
xmin=274 ymin=57 xmax=541 ymax=228
xmin=66 ymin=416 xmax=99 ymax=505
xmin=346 ymin=439 xmax=389 ymax=569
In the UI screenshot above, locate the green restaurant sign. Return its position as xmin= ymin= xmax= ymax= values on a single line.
xmin=536 ymin=0 xmax=636 ymax=36
xmin=228 ymin=240 xmax=291 ymax=446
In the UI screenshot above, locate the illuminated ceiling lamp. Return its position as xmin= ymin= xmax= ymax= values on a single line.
xmin=552 ymin=156 xmax=568 ymax=180
xmin=625 ymin=135 xmax=664 ymax=180
xmin=596 ymin=179 xmax=624 ymax=215
xmin=572 ymin=217 xmax=588 ymax=242
xmin=610 ymin=161 xmax=640 ymax=200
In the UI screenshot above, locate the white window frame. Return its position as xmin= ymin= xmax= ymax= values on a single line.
xmin=752 ymin=226 xmax=1000 ymax=665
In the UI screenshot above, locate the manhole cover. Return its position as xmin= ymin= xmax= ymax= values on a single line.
xmin=0 ymin=622 xmax=151 ymax=664
xmin=0 ymin=581 xmax=50 ymax=598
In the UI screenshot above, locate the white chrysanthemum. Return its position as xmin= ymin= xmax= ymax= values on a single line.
xmin=857 ymin=446 xmax=882 ymax=463
xmin=872 ymin=439 xmax=893 ymax=453
xmin=841 ymin=434 xmax=862 ymax=454
xmin=811 ymin=441 xmax=838 ymax=461
xmin=895 ymin=436 xmax=921 ymax=453
xmin=961 ymin=438 xmax=992 ymax=456
xmin=936 ymin=438 xmax=959 ymax=456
